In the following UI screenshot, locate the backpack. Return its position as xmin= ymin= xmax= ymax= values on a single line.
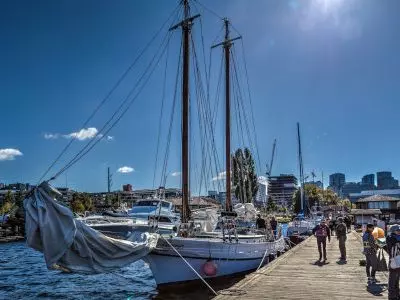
xmin=390 ymin=242 xmax=400 ymax=269
xmin=315 ymin=225 xmax=327 ymax=237
xmin=336 ymin=223 xmax=346 ymax=236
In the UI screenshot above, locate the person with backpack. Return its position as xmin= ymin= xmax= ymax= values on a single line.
xmin=386 ymin=224 xmax=400 ymax=300
xmin=312 ymin=219 xmax=331 ymax=262
xmin=336 ymin=217 xmax=347 ymax=261
xmin=363 ymin=223 xmax=378 ymax=285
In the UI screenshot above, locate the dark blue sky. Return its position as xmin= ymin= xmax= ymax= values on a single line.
xmin=1 ymin=0 xmax=400 ymax=192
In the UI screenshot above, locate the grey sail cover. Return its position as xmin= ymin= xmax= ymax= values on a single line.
xmin=24 ymin=182 xmax=158 ymax=274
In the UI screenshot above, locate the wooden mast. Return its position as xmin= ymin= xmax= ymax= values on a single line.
xmin=224 ymin=19 xmax=232 ymax=212
xmin=212 ymin=19 xmax=241 ymax=212
xmin=170 ymin=0 xmax=199 ymax=223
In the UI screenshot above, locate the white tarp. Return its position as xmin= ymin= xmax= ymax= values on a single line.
xmin=24 ymin=182 xmax=158 ymax=274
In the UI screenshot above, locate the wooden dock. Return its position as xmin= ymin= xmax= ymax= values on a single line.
xmin=215 ymin=232 xmax=388 ymax=300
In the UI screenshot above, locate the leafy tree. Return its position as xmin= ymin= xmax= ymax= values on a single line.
xmin=4 ymin=190 xmax=14 ymax=204
xmin=70 ymin=200 xmax=85 ymax=214
xmin=292 ymin=189 xmax=301 ymax=214
xmin=232 ymin=148 xmax=258 ymax=203
xmin=339 ymin=198 xmax=352 ymax=211
xmin=1 ymin=201 xmax=13 ymax=216
xmin=81 ymin=193 xmax=93 ymax=211
xmin=266 ymin=198 xmax=277 ymax=212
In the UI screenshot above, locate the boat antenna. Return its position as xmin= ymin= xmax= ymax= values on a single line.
xmin=169 ymin=0 xmax=200 ymax=223
xmin=212 ymin=18 xmax=241 ymax=212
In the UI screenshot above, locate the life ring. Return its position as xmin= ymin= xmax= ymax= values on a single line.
xmin=202 ymin=259 xmax=217 ymax=276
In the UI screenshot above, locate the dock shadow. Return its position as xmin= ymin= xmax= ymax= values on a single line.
xmin=366 ymin=282 xmax=387 ymax=296
xmin=310 ymin=261 xmax=330 ymax=267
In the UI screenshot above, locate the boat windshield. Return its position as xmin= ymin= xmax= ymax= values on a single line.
xmin=136 ymin=200 xmax=160 ymax=207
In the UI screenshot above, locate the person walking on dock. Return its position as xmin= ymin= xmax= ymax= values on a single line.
xmin=386 ymin=224 xmax=400 ymax=300
xmin=363 ymin=223 xmax=378 ymax=285
xmin=312 ymin=219 xmax=331 ymax=262
xmin=336 ymin=218 xmax=347 ymax=261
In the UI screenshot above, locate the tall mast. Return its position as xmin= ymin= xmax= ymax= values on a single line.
xmin=224 ymin=19 xmax=232 ymax=212
xmin=297 ymin=122 xmax=305 ymax=213
xmin=170 ymin=0 xmax=199 ymax=223
xmin=212 ymin=19 xmax=241 ymax=212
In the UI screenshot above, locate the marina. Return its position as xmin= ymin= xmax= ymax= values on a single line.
xmin=1 ymin=0 xmax=400 ymax=299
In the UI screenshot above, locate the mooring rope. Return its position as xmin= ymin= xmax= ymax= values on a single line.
xmin=160 ymin=235 xmax=218 ymax=296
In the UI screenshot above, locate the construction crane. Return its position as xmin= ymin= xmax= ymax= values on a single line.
xmin=266 ymin=139 xmax=277 ymax=177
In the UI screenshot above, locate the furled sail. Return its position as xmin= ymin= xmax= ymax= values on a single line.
xmin=24 ymin=182 xmax=158 ymax=274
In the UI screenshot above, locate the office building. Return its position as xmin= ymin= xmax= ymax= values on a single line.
xmin=329 ymin=173 xmax=345 ymax=194
xmin=377 ymin=171 xmax=398 ymax=189
xmin=341 ymin=182 xmax=362 ymax=199
xmin=304 ymin=180 xmax=323 ymax=189
xmin=362 ymin=174 xmax=375 ymax=186
xmin=255 ymin=176 xmax=268 ymax=204
xmin=268 ymin=174 xmax=298 ymax=207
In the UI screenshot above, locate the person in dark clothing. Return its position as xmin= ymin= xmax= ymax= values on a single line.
xmin=386 ymin=224 xmax=400 ymax=300
xmin=363 ymin=223 xmax=378 ymax=285
xmin=336 ymin=218 xmax=347 ymax=261
xmin=329 ymin=219 xmax=336 ymax=236
xmin=270 ymin=217 xmax=278 ymax=237
xmin=344 ymin=216 xmax=352 ymax=233
xmin=312 ymin=219 xmax=331 ymax=262
xmin=256 ymin=214 xmax=266 ymax=229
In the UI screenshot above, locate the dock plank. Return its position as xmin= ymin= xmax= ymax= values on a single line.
xmin=214 ymin=232 xmax=388 ymax=300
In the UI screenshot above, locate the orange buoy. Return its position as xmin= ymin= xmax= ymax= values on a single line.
xmin=202 ymin=259 xmax=217 ymax=276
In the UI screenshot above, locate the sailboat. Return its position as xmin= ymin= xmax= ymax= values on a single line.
xmin=144 ymin=0 xmax=286 ymax=286
xmin=287 ymin=123 xmax=315 ymax=242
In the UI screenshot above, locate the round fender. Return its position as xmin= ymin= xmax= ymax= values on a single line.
xmin=202 ymin=259 xmax=217 ymax=276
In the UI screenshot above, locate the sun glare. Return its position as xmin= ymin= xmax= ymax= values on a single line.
xmin=315 ymin=0 xmax=345 ymax=14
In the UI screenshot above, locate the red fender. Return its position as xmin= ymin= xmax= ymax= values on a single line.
xmin=202 ymin=259 xmax=217 ymax=276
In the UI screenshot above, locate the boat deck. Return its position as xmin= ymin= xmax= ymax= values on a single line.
xmin=214 ymin=231 xmax=388 ymax=299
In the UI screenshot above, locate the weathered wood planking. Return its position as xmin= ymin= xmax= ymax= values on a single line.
xmin=214 ymin=232 xmax=388 ymax=300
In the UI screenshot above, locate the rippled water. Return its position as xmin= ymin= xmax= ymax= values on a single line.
xmin=0 ymin=242 xmax=157 ymax=300
xmin=0 ymin=224 xmax=288 ymax=299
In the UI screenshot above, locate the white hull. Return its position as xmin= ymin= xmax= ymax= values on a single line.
xmin=144 ymin=236 xmax=286 ymax=285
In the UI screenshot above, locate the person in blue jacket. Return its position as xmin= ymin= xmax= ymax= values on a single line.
xmin=363 ymin=223 xmax=378 ymax=285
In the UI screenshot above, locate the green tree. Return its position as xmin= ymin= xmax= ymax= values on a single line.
xmin=4 ymin=190 xmax=14 ymax=204
xmin=71 ymin=200 xmax=85 ymax=214
xmin=81 ymin=193 xmax=93 ymax=211
xmin=292 ymin=189 xmax=301 ymax=214
xmin=232 ymin=148 xmax=258 ymax=203
xmin=266 ymin=198 xmax=277 ymax=212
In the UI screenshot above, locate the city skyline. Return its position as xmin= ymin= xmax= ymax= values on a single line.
xmin=1 ymin=1 xmax=400 ymax=192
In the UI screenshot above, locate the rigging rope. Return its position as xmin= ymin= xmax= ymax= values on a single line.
xmin=159 ymin=38 xmax=182 ymax=189
xmin=152 ymin=38 xmax=170 ymax=189
xmin=240 ymin=39 xmax=262 ymax=173
xmin=38 ymin=4 xmax=181 ymax=184
xmin=52 ymin=31 xmax=174 ymax=180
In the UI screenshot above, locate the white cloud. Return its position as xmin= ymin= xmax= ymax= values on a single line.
xmin=0 ymin=148 xmax=23 ymax=161
xmin=212 ymin=171 xmax=226 ymax=181
xmin=171 ymin=171 xmax=181 ymax=177
xmin=44 ymin=133 xmax=59 ymax=139
xmin=44 ymin=128 xmax=114 ymax=142
xmin=65 ymin=127 xmax=99 ymax=141
xmin=117 ymin=166 xmax=134 ymax=173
